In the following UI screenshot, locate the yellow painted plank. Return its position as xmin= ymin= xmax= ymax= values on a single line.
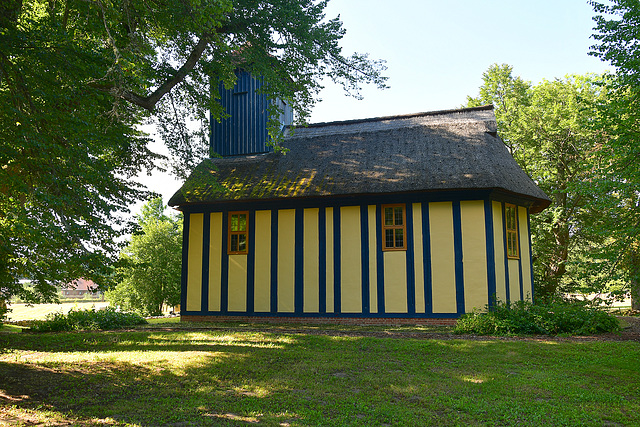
xmin=326 ymin=208 xmax=334 ymax=313
xmin=461 ymin=201 xmax=488 ymax=312
xmin=340 ymin=206 xmax=362 ymax=313
xmin=492 ymin=201 xmax=507 ymax=303
xmin=186 ymin=213 xmax=203 ymax=312
xmin=368 ymin=205 xmax=378 ymax=313
xmin=208 ymin=212 xmax=223 ymax=311
xmin=304 ymin=208 xmax=320 ymax=313
xmin=519 ymin=206 xmax=533 ymax=302
xmin=384 ymin=251 xmax=408 ymax=313
xmin=508 ymin=259 xmax=521 ymax=301
xmin=412 ymin=203 xmax=425 ymax=313
xmin=429 ymin=202 xmax=457 ymax=313
xmin=254 ymin=210 xmax=271 ymax=312
xmin=278 ymin=209 xmax=296 ymax=312
xmin=228 ymin=255 xmax=247 ymax=311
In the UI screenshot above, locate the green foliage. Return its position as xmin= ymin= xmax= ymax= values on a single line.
xmin=454 ymin=299 xmax=620 ymax=336
xmin=28 ymin=307 xmax=147 ymax=333
xmin=591 ymin=0 xmax=640 ymax=88
xmin=0 ymin=302 xmax=8 ymax=325
xmin=106 ymin=198 xmax=182 ymax=316
xmin=589 ymin=0 xmax=640 ymax=310
xmin=467 ymin=66 xmax=611 ymax=299
xmin=0 ymin=0 xmax=387 ymax=304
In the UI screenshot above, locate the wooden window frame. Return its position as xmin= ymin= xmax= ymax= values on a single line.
xmin=381 ymin=204 xmax=407 ymax=251
xmin=505 ymin=203 xmax=520 ymax=259
xmin=227 ymin=211 xmax=249 ymax=255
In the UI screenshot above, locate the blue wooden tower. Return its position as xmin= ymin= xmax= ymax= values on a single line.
xmin=211 ymin=69 xmax=293 ymax=157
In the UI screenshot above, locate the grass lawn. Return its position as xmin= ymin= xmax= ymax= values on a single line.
xmin=6 ymin=302 xmax=110 ymax=322
xmin=1 ymin=323 xmax=639 ymax=426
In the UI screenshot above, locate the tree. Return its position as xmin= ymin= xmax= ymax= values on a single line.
xmin=467 ymin=65 xmax=610 ymax=299
xmin=107 ymin=198 xmax=182 ymax=316
xmin=0 ymin=0 xmax=387 ymax=310
xmin=589 ymin=0 xmax=640 ymax=309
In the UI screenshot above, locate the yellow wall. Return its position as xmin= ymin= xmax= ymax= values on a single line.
xmin=367 ymin=205 xmax=378 ymax=313
xmin=340 ymin=206 xmax=362 ymax=313
xmin=508 ymin=259 xmax=521 ymax=301
xmin=429 ymin=202 xmax=457 ymax=313
xmin=277 ymin=209 xmax=296 ymax=312
xmin=325 ymin=208 xmax=334 ymax=313
xmin=228 ymin=255 xmax=247 ymax=311
xmin=460 ymin=201 xmax=488 ymax=312
xmin=492 ymin=201 xmax=507 ymax=303
xmin=519 ymin=206 xmax=533 ymax=302
xmin=254 ymin=210 xmax=271 ymax=312
xmin=412 ymin=203 xmax=425 ymax=313
xmin=303 ymin=208 xmax=320 ymax=313
xmin=186 ymin=213 xmax=203 ymax=312
xmin=384 ymin=251 xmax=408 ymax=313
xmin=190 ymin=198 xmax=535 ymax=316
xmin=208 ymin=212 xmax=223 ymax=311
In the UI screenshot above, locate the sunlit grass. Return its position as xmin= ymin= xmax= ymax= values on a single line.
xmin=1 ymin=328 xmax=639 ymax=426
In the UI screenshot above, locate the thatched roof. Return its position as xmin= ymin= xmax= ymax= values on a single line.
xmin=169 ymin=105 xmax=550 ymax=213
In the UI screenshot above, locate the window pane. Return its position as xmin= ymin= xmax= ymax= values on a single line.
xmin=231 ymin=214 xmax=238 ymax=232
xmin=231 ymin=234 xmax=239 ymax=252
xmin=385 ymin=229 xmax=394 ymax=248
xmin=384 ymin=208 xmax=393 ymax=226
xmin=506 ymin=206 xmax=516 ymax=231
xmin=238 ymin=233 xmax=247 ymax=251
xmin=395 ymin=229 xmax=404 ymax=248
xmin=394 ymin=207 xmax=403 ymax=225
xmin=238 ymin=214 xmax=247 ymax=231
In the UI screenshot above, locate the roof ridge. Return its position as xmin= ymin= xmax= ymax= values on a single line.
xmin=298 ymin=105 xmax=494 ymax=129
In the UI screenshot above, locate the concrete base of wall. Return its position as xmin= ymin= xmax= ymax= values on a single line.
xmin=180 ymin=315 xmax=457 ymax=326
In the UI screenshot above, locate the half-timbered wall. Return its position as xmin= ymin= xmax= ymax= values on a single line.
xmin=181 ymin=197 xmax=534 ymax=319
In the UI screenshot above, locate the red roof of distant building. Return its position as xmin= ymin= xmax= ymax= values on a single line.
xmin=67 ymin=278 xmax=97 ymax=292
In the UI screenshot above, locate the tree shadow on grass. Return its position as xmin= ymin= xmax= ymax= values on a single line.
xmin=2 ymin=332 xmax=639 ymax=426
xmin=0 ymin=334 xmax=305 ymax=426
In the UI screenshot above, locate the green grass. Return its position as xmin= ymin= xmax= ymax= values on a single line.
xmin=0 ymin=324 xmax=26 ymax=333
xmin=0 ymin=326 xmax=638 ymax=426
xmin=6 ymin=302 xmax=110 ymax=321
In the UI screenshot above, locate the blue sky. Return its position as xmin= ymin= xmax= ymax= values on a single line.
xmin=310 ymin=0 xmax=610 ymax=122
xmin=143 ymin=0 xmax=613 ymax=209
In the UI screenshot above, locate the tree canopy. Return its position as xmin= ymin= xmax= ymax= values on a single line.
xmin=106 ymin=198 xmax=182 ymax=316
xmin=589 ymin=0 xmax=640 ymax=309
xmin=0 ymin=0 xmax=387 ymax=307
xmin=467 ymin=65 xmax=612 ymax=300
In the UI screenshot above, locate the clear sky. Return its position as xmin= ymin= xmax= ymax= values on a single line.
xmin=139 ymin=0 xmax=612 ymax=210
xmin=310 ymin=0 xmax=610 ymax=122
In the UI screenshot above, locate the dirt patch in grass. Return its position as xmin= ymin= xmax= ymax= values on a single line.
xmin=133 ymin=315 xmax=640 ymax=342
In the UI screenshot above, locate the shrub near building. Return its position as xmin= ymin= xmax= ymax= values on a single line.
xmin=454 ymin=299 xmax=620 ymax=336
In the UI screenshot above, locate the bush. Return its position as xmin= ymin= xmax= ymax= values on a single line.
xmin=454 ymin=299 xmax=620 ymax=336
xmin=29 ymin=307 xmax=147 ymax=333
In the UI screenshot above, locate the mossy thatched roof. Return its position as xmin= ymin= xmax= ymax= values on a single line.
xmin=169 ymin=105 xmax=550 ymax=212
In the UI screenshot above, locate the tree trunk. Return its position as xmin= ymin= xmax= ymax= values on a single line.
xmin=630 ymin=247 xmax=640 ymax=311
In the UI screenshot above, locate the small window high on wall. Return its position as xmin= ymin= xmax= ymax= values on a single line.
xmin=382 ymin=204 xmax=406 ymax=251
xmin=505 ymin=204 xmax=519 ymax=259
xmin=228 ymin=212 xmax=248 ymax=254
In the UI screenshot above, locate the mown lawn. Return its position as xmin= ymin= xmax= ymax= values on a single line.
xmin=0 ymin=323 xmax=639 ymax=426
xmin=6 ymin=302 xmax=110 ymax=322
